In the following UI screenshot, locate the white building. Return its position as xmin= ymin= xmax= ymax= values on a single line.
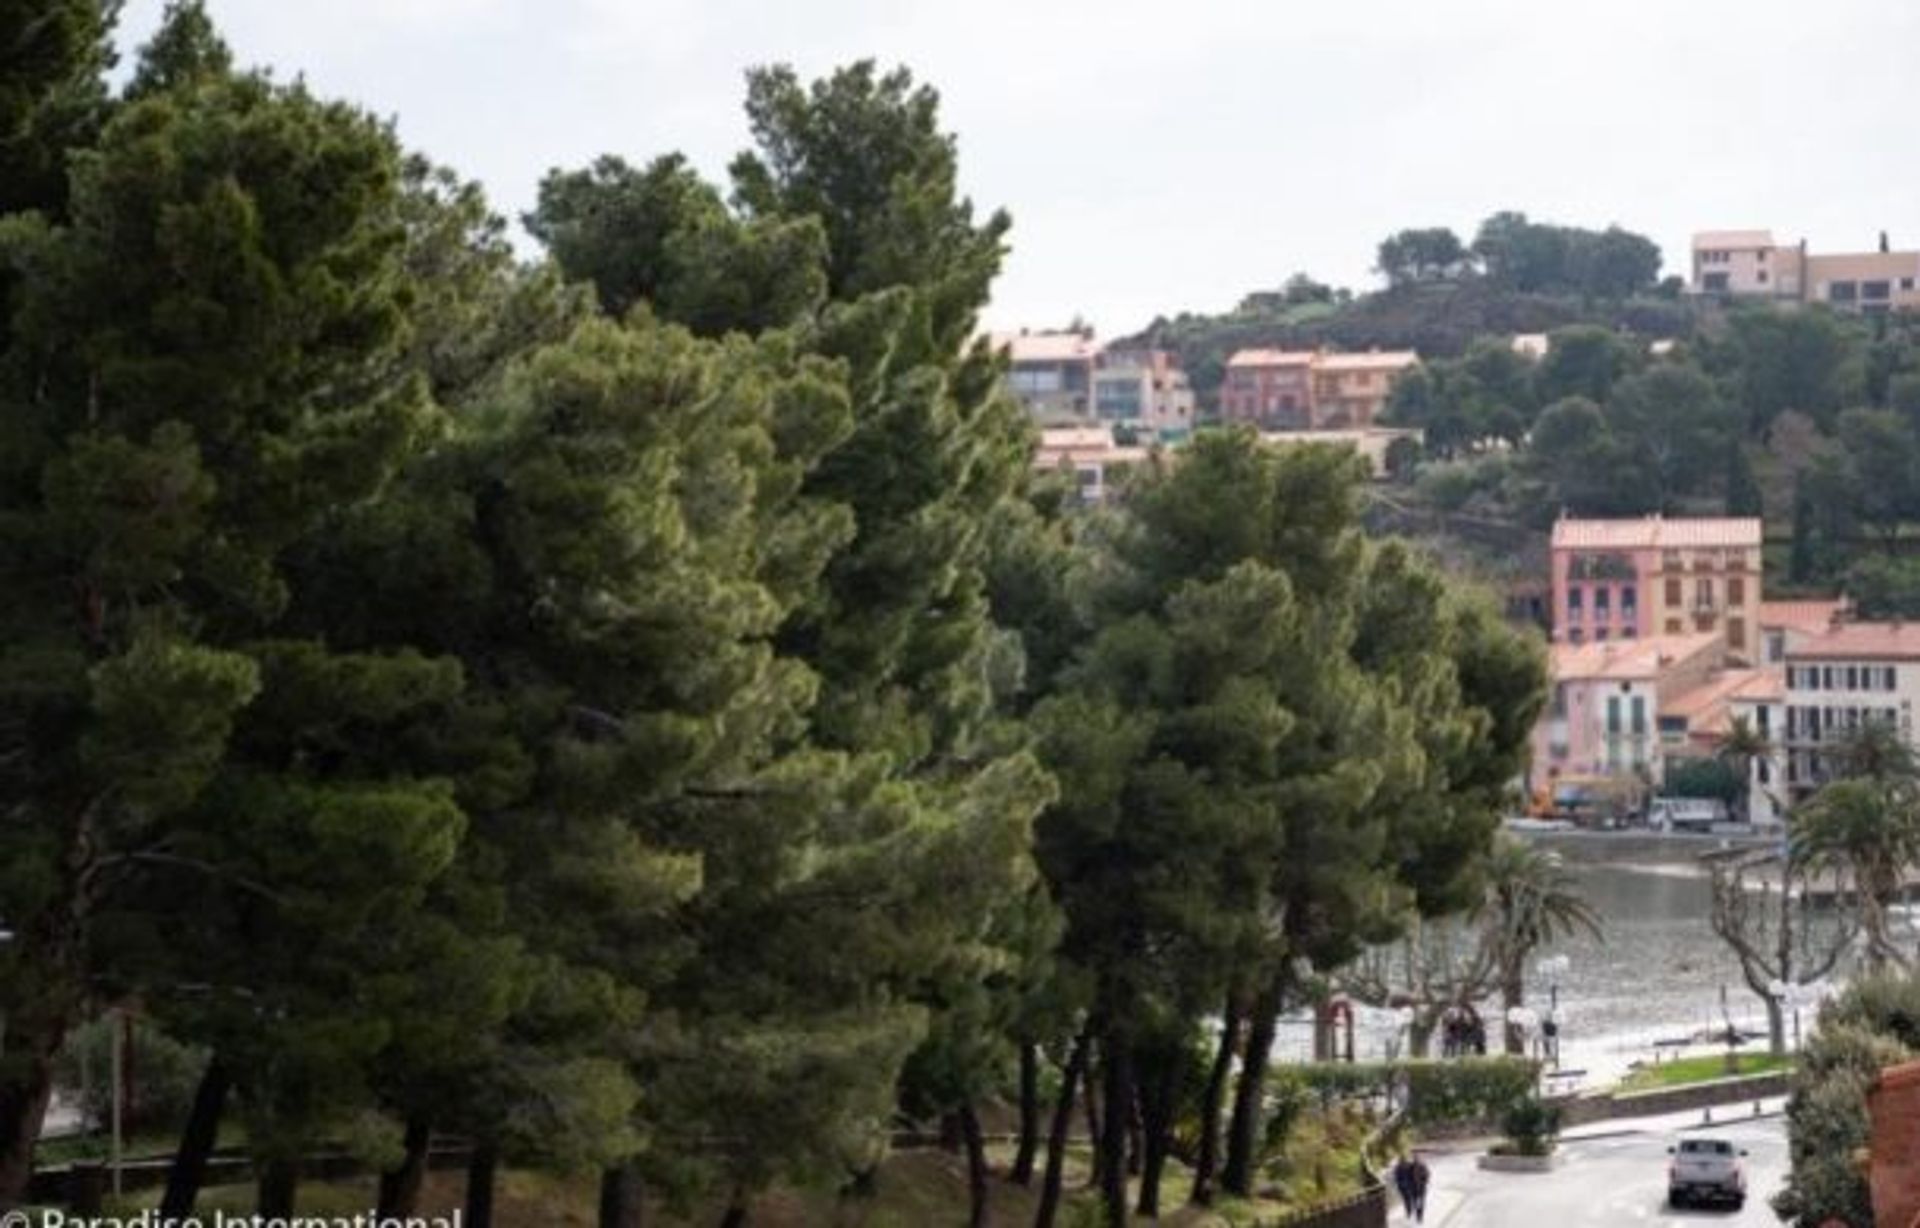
xmin=1783 ymin=622 xmax=1920 ymax=797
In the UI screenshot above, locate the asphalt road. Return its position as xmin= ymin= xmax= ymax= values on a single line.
xmin=1398 ymin=1118 xmax=1787 ymax=1228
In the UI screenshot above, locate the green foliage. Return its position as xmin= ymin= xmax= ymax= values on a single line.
xmin=1472 ymin=212 xmax=1662 ymax=298
xmin=1286 ymin=1057 xmax=1540 ymax=1128
xmin=1776 ymin=976 xmax=1920 ymax=1225
xmin=55 ymin=1016 xmax=208 ymax=1137
xmin=1663 ymin=758 xmax=1742 ymax=803
xmin=1376 ymin=228 xmax=1470 ymax=287
xmin=1497 ymin=1096 xmax=1560 ymax=1156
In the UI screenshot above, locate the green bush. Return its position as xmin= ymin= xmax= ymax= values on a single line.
xmin=55 ymin=1015 xmax=208 ymax=1137
xmin=1282 ymin=1056 xmax=1539 ymax=1128
xmin=1498 ymin=1097 xmax=1560 ymax=1156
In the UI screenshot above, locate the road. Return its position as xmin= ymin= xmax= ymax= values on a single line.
xmin=1397 ymin=1117 xmax=1787 ymax=1228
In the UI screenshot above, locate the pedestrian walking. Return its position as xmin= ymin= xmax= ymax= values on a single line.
xmin=1408 ymin=1152 xmax=1431 ymax=1223
xmin=1391 ymin=1153 xmax=1415 ymax=1218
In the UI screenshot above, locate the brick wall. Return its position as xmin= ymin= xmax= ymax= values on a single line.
xmin=1870 ymin=1060 xmax=1920 ymax=1228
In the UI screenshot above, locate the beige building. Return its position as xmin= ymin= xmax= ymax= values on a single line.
xmin=1691 ymin=230 xmax=1920 ymax=313
xmin=1092 ymin=348 xmax=1197 ymax=440
xmin=1032 ymin=426 xmax=1153 ymax=505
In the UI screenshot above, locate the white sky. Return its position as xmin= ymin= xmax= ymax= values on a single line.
xmin=115 ymin=0 xmax=1920 ymax=337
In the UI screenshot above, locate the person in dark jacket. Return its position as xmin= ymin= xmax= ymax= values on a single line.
xmin=1391 ymin=1153 xmax=1416 ymax=1217
xmin=1407 ymin=1152 xmax=1431 ymax=1222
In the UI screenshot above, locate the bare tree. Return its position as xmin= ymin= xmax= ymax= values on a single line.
xmin=1339 ymin=919 xmax=1497 ymax=1057
xmin=1706 ymin=848 xmax=1855 ymax=1055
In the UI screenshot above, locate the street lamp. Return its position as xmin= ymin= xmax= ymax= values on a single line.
xmin=1537 ymin=955 xmax=1572 ymax=1067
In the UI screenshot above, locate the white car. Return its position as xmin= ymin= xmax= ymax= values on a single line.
xmin=1668 ymin=1137 xmax=1747 ymax=1209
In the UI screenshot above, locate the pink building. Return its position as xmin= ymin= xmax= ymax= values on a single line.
xmin=1549 ymin=516 xmax=1763 ymax=658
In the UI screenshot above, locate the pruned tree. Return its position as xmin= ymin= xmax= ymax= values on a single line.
xmin=1339 ymin=919 xmax=1498 ymax=1058
xmin=1706 ymin=849 xmax=1855 ymax=1055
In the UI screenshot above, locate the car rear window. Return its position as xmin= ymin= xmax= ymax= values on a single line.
xmin=1679 ymin=1140 xmax=1732 ymax=1155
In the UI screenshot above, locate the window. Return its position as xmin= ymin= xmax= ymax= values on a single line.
xmin=1757 ymin=249 xmax=1769 ymax=263
xmin=1567 ymin=587 xmax=1584 ymax=622
xmin=1622 ymin=584 xmax=1638 ymax=613
xmin=1607 ymin=696 xmax=1621 ymax=735
xmin=1902 ymin=277 xmax=1916 ymax=292
xmin=1887 ymin=666 xmax=1899 ymax=690
xmin=1831 ymin=281 xmax=1859 ymax=303
xmin=1659 ymin=715 xmax=1687 ymax=741
xmin=1631 ymin=696 xmax=1646 ymax=734
xmin=1848 ymin=666 xmax=1859 ymax=690
xmin=1825 ymin=667 xmax=1836 ymax=689
xmin=1695 ymin=577 xmax=1714 ymax=609
xmin=1727 ymin=576 xmax=1745 ymax=605
xmin=1666 ymin=618 xmax=1683 ymax=634
xmin=1757 ymin=705 xmax=1771 ymax=736
xmin=1757 ymin=270 xmax=1769 ymax=285
xmin=1703 ymin=272 xmax=1729 ymax=292
xmin=1864 ymin=280 xmax=1892 ymax=301
xmin=1568 ymin=628 xmax=1584 ymax=644
xmin=1665 ymin=578 xmax=1683 ymax=606
xmin=1729 ymin=618 xmax=1745 ymax=651
xmin=1595 ymin=587 xmax=1611 ymax=617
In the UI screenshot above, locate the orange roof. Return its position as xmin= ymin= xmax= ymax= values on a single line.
xmin=1226 ymin=348 xmax=1318 ymax=368
xmin=1551 ymin=632 xmax=1721 ymax=682
xmin=1759 ymin=598 xmax=1850 ymax=635
xmin=1790 ymin=622 xmax=1920 ymax=662
xmin=1551 ymin=516 xmax=1762 ymax=551
xmin=1661 ymin=667 xmax=1785 ymax=735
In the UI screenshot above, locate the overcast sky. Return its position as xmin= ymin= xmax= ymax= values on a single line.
xmin=116 ymin=0 xmax=1920 ymax=337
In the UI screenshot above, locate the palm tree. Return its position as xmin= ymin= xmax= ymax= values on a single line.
xmin=1717 ymin=715 xmax=1773 ymax=825
xmin=1794 ymin=722 xmax=1920 ymax=969
xmin=1477 ymin=837 xmax=1602 ymax=1055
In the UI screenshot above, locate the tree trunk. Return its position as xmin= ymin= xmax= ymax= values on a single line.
xmin=1098 ymin=1039 xmax=1131 ymax=1228
xmin=1408 ymin=1012 xmax=1437 ymax=1059
xmin=599 ymin=1164 xmax=644 ymax=1228
xmin=465 ymin=1139 xmax=499 ymax=1228
xmin=960 ymin=1101 xmax=991 ymax=1228
xmin=1010 ymin=1043 xmax=1041 ymax=1186
xmin=1501 ymin=974 xmax=1525 ymax=1056
xmin=159 ymin=1056 xmax=231 ymax=1218
xmin=377 ymin=1116 xmax=433 ymax=1215
xmin=1135 ymin=1051 xmax=1179 ymax=1219
xmin=0 ymin=1026 xmax=61 ymax=1209
xmin=718 ymin=1189 xmax=749 ymax=1228
xmin=257 ymin=1157 xmax=299 ymax=1217
xmin=1222 ymin=975 xmax=1283 ymax=1198
xmin=1765 ymin=998 xmax=1786 ymax=1057
xmin=1082 ymin=1055 xmax=1103 ymax=1188
xmin=1034 ymin=1029 xmax=1089 ymax=1228
xmin=1190 ymin=996 xmax=1243 ymax=1207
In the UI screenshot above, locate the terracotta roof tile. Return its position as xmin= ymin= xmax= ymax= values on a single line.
xmin=1550 ymin=632 xmax=1721 ymax=682
xmin=1551 ymin=516 xmax=1763 ymax=551
xmin=1789 ymin=622 xmax=1920 ymax=661
xmin=1758 ymin=599 xmax=1850 ymax=635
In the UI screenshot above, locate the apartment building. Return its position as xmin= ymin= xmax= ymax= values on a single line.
xmin=996 ymin=330 xmax=1098 ymax=420
xmin=1532 ymin=632 xmax=1725 ymax=788
xmin=1219 ymin=348 xmax=1419 ymax=430
xmin=1782 ymin=622 xmax=1920 ymax=796
xmin=1549 ymin=516 xmax=1764 ymax=659
xmin=1092 ymin=348 xmax=1197 ymax=440
xmin=1758 ymin=598 xmax=1852 ymax=665
xmin=1032 ymin=426 xmax=1153 ymax=505
xmin=996 ymin=332 xmax=1197 ymax=437
xmin=1691 ymin=230 xmax=1920 ymax=314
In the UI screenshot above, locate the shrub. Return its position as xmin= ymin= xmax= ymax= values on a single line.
xmin=1284 ymin=1056 xmax=1539 ymax=1128
xmin=56 ymin=1015 xmax=208 ymax=1137
xmin=1498 ymin=1096 xmax=1560 ymax=1157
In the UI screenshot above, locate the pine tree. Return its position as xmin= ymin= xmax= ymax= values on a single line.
xmin=0 ymin=61 xmax=437 ymax=1203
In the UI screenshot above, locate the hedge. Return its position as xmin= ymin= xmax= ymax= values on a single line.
xmin=1278 ymin=1056 xmax=1541 ymax=1128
